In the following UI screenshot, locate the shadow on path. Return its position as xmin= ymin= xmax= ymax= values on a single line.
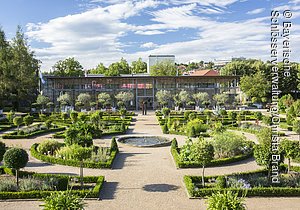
xmin=26 ymin=161 xmax=52 ymax=167
xmin=142 ymin=184 xmax=180 ymax=192
xmin=100 ymin=182 xmax=119 ymax=200
xmin=112 ymin=152 xmax=151 ymax=170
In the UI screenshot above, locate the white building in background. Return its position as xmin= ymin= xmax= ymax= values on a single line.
xmin=147 ymin=55 xmax=175 ymax=74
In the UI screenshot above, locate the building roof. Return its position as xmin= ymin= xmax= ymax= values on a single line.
xmin=185 ymin=69 xmax=220 ymax=76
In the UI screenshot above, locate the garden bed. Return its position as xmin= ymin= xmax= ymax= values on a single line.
xmin=171 ymin=143 xmax=253 ymax=168
xmin=2 ymin=127 xmax=66 ymax=139
xmin=30 ymin=140 xmax=118 ymax=169
xmin=184 ymin=167 xmax=300 ymax=198
xmin=0 ymin=167 xmax=104 ymax=199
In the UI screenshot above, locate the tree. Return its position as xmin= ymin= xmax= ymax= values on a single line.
xmin=13 ymin=116 xmax=22 ymax=131
xmin=52 ymin=57 xmax=84 ymax=76
xmin=253 ymin=128 xmax=282 ymax=179
xmin=156 ymin=90 xmax=172 ymax=108
xmin=278 ymin=94 xmax=294 ymax=113
xmin=191 ymin=138 xmax=214 ymax=187
xmin=77 ymin=93 xmax=91 ymax=110
xmin=293 ymin=120 xmax=300 ymax=144
xmin=213 ymin=93 xmax=229 ymax=106
xmin=0 ymin=27 xmax=13 ymax=109
xmin=89 ymin=63 xmax=107 ymax=74
xmin=119 ymin=57 xmax=130 ymax=74
xmin=23 ymin=114 xmax=34 ymax=126
xmin=279 ymin=139 xmax=299 ymax=173
xmin=192 ymin=92 xmax=209 ymax=107
xmin=178 ymin=90 xmax=190 ymax=109
xmin=150 ymin=60 xmax=177 ymax=76
xmin=57 ymin=93 xmax=72 ymax=107
xmin=0 ymin=141 xmax=6 ymax=162
xmin=36 ymin=94 xmax=50 ymax=113
xmin=240 ymin=71 xmax=270 ymax=103
xmin=71 ymin=145 xmax=92 ymax=188
xmin=9 ymin=26 xmax=39 ymax=110
xmin=131 ymin=58 xmax=147 ymax=74
xmin=115 ymin=92 xmax=134 ymax=108
xmin=3 ymin=148 xmax=29 ymax=187
xmin=98 ymin=93 xmax=111 ymax=108
xmin=106 ymin=62 xmax=121 ymax=76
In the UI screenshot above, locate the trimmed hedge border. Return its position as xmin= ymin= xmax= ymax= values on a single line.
xmin=2 ymin=127 xmax=66 ymax=139
xmin=184 ymin=168 xmax=300 ymax=198
xmin=171 ymin=140 xmax=253 ymax=168
xmin=0 ymin=167 xmax=104 ymax=199
xmin=31 ymin=142 xmax=118 ymax=169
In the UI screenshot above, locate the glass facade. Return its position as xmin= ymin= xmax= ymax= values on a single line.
xmin=42 ymin=75 xmax=238 ymax=110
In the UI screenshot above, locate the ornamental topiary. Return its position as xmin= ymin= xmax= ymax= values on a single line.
xmin=23 ymin=115 xmax=34 ymax=126
xmin=0 ymin=141 xmax=6 ymax=162
xmin=111 ymin=137 xmax=119 ymax=152
xmin=215 ymin=176 xmax=227 ymax=188
xmin=171 ymin=138 xmax=178 ymax=149
xmin=3 ymin=148 xmax=29 ymax=187
xmin=37 ymin=139 xmax=62 ymax=156
xmin=162 ymin=123 xmax=169 ymax=134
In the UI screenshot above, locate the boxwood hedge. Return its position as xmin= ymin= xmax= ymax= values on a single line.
xmin=30 ymin=139 xmax=118 ymax=169
xmin=2 ymin=127 xmax=65 ymax=139
xmin=171 ymin=139 xmax=253 ymax=168
xmin=184 ymin=168 xmax=300 ymax=198
xmin=0 ymin=167 xmax=104 ymax=199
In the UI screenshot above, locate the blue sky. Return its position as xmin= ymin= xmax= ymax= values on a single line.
xmin=0 ymin=0 xmax=299 ymax=71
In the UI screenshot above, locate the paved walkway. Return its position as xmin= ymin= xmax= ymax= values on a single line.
xmin=1 ymin=111 xmax=300 ymax=210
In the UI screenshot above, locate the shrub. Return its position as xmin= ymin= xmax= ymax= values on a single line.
xmin=111 ymin=137 xmax=119 ymax=152
xmin=187 ymin=126 xmax=196 ymax=137
xmin=254 ymin=111 xmax=263 ymax=120
xmin=188 ymin=112 xmax=197 ymax=121
xmin=37 ymin=139 xmax=62 ymax=156
xmin=55 ymin=144 xmax=92 ymax=162
xmin=42 ymin=189 xmax=86 ymax=210
xmin=186 ymin=119 xmax=207 ymax=137
xmin=0 ymin=141 xmax=6 ymax=162
xmin=206 ymin=191 xmax=246 ymax=210
xmin=171 ymin=138 xmax=178 ymax=149
xmin=184 ymin=111 xmax=192 ymax=120
xmin=211 ymin=131 xmax=253 ymax=158
xmin=61 ymin=112 xmax=68 ymax=121
xmin=70 ymin=111 xmax=78 ymax=123
xmin=262 ymin=115 xmax=271 ymax=125
xmin=161 ymin=107 xmax=170 ymax=117
xmin=39 ymin=113 xmax=47 ymax=122
xmin=13 ymin=116 xmax=23 ymax=130
xmin=23 ymin=115 xmax=34 ymax=126
xmin=162 ymin=124 xmax=169 ymax=134
xmin=44 ymin=119 xmax=52 ymax=129
xmin=216 ymin=176 xmax=227 ymax=188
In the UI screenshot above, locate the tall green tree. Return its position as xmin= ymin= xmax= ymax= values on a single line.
xmin=279 ymin=139 xmax=299 ymax=173
xmin=106 ymin=62 xmax=121 ymax=76
xmin=150 ymin=60 xmax=177 ymax=76
xmin=192 ymin=92 xmax=209 ymax=107
xmin=52 ymin=57 xmax=84 ymax=76
xmin=119 ymin=57 xmax=130 ymax=74
xmin=131 ymin=58 xmax=147 ymax=74
xmin=240 ymin=71 xmax=270 ymax=103
xmin=156 ymin=90 xmax=172 ymax=108
xmin=0 ymin=27 xmax=13 ymax=109
xmin=88 ymin=63 xmax=107 ymax=74
xmin=10 ymin=26 xmax=39 ymax=109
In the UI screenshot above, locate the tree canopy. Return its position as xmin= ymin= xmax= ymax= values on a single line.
xmin=150 ymin=60 xmax=177 ymax=76
xmin=0 ymin=26 xmax=39 ymax=109
xmin=131 ymin=58 xmax=147 ymax=74
xmin=52 ymin=57 xmax=84 ymax=77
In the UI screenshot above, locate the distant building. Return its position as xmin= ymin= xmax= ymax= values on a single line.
xmin=147 ymin=55 xmax=175 ymax=74
xmin=183 ymin=69 xmax=219 ymax=76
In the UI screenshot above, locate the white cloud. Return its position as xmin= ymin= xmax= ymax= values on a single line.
xmin=135 ymin=30 xmax=165 ymax=35
xmin=247 ymin=8 xmax=265 ymax=15
xmin=167 ymin=0 xmax=240 ymax=7
xmin=140 ymin=42 xmax=158 ymax=48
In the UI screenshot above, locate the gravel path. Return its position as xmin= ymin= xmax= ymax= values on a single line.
xmin=0 ymin=111 xmax=299 ymax=210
